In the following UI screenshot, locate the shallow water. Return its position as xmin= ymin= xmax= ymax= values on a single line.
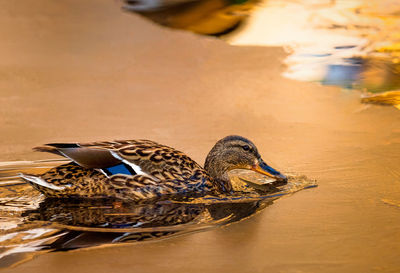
xmin=0 ymin=160 xmax=315 ymax=268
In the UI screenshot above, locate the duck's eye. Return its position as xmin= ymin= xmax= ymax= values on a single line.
xmin=242 ymin=145 xmax=250 ymax=151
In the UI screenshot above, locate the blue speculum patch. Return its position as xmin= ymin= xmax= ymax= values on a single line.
xmin=104 ymin=163 xmax=136 ymax=176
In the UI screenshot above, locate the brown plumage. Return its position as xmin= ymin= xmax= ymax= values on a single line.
xmin=20 ymin=136 xmax=287 ymax=201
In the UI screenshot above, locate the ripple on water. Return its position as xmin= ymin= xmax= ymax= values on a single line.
xmin=0 ymin=160 xmax=316 ymax=268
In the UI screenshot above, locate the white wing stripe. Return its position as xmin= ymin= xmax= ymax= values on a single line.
xmin=110 ymin=151 xmax=149 ymax=176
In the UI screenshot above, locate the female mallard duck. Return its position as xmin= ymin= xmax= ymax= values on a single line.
xmin=20 ymin=135 xmax=287 ymax=201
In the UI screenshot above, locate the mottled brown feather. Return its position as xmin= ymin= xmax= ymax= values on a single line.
xmin=26 ymin=140 xmax=217 ymax=201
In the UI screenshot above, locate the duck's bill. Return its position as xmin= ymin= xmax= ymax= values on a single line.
xmin=251 ymin=160 xmax=287 ymax=183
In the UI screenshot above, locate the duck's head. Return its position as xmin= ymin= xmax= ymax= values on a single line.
xmin=204 ymin=135 xmax=287 ymax=192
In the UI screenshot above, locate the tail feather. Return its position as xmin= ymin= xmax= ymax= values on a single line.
xmin=18 ymin=173 xmax=66 ymax=191
xmin=33 ymin=146 xmax=65 ymax=157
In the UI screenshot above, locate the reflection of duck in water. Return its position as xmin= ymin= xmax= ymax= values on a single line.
xmin=20 ymin=135 xmax=287 ymax=201
xmin=25 ymin=198 xmax=267 ymax=229
xmin=123 ymin=0 xmax=260 ymax=36
xmin=26 ymin=199 xmax=205 ymax=229
xmin=22 ymin=198 xmax=268 ymax=250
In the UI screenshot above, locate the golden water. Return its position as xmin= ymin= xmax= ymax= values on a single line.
xmin=1 ymin=0 xmax=400 ymax=272
xmin=0 ymin=160 xmax=315 ymax=268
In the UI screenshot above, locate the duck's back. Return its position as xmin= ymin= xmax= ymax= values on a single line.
xmin=20 ymin=139 xmax=215 ymax=200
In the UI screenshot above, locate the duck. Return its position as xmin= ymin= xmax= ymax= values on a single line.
xmin=20 ymin=135 xmax=287 ymax=201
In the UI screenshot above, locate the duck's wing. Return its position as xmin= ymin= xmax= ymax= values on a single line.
xmin=20 ymin=161 xmax=212 ymax=200
xmin=34 ymin=140 xmax=202 ymax=180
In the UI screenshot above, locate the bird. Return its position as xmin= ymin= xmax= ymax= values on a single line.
xmin=20 ymin=135 xmax=287 ymax=201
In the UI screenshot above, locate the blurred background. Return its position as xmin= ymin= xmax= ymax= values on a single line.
xmin=124 ymin=0 xmax=400 ymax=107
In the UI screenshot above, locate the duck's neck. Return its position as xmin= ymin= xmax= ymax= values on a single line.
xmin=212 ymin=174 xmax=233 ymax=193
xmin=204 ymin=155 xmax=232 ymax=193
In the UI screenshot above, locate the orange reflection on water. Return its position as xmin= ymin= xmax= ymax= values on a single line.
xmin=123 ymin=0 xmax=400 ymax=107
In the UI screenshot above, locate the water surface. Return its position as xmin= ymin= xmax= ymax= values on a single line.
xmin=0 ymin=0 xmax=400 ymax=272
xmin=123 ymin=0 xmax=400 ymax=108
xmin=0 ymin=160 xmax=315 ymax=268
